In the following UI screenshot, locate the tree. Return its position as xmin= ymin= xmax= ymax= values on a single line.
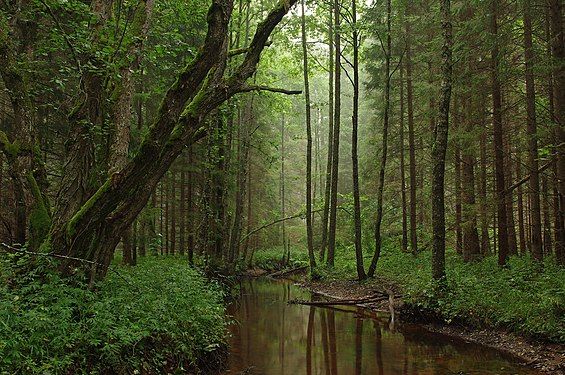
xmin=431 ymin=0 xmax=452 ymax=282
xmin=368 ymin=0 xmax=392 ymax=278
xmin=301 ymin=0 xmax=317 ymax=274
xmin=327 ymin=0 xmax=341 ymax=267
xmin=490 ymin=0 xmax=509 ymax=267
xmin=351 ymin=0 xmax=366 ymax=280
xmin=523 ymin=0 xmax=542 ymax=262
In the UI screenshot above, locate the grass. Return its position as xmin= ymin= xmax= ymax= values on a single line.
xmin=251 ymin=243 xmax=565 ymax=343
xmin=0 ymin=255 xmax=228 ymax=374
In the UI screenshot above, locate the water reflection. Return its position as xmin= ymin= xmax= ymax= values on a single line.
xmin=226 ymin=279 xmax=541 ymax=375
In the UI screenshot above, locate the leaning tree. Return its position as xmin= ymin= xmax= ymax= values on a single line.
xmin=0 ymin=0 xmax=300 ymax=281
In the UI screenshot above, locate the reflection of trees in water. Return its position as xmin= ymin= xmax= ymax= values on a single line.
xmin=227 ymin=281 xmax=535 ymax=375
xmin=355 ymin=308 xmax=363 ymax=375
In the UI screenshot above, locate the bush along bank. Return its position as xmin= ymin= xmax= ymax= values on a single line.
xmin=0 ymin=256 xmax=228 ymax=374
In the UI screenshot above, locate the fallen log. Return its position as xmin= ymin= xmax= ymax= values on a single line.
xmin=288 ymin=294 xmax=401 ymax=306
xmin=267 ymin=265 xmax=308 ymax=278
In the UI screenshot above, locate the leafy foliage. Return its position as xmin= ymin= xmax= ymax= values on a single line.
xmin=0 ymin=256 xmax=227 ymax=374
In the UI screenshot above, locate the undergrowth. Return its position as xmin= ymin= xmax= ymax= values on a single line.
xmin=251 ymin=243 xmax=565 ymax=343
xmin=0 ymin=255 xmax=227 ymax=374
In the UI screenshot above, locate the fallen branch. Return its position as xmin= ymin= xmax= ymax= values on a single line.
xmin=267 ymin=265 xmax=308 ymax=278
xmin=240 ymin=206 xmax=349 ymax=243
xmin=238 ymin=85 xmax=302 ymax=95
xmin=289 ymin=295 xmax=390 ymax=306
xmin=288 ymin=291 xmax=402 ymax=307
xmin=504 ymin=160 xmax=553 ymax=195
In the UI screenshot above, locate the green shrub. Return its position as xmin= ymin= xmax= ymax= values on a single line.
xmin=0 ymin=256 xmax=227 ymax=374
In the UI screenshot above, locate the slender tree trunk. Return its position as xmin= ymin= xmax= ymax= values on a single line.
xmin=320 ymin=5 xmax=335 ymax=262
xmin=187 ymin=148 xmax=195 ymax=265
xmin=170 ymin=170 xmax=176 ymax=255
xmin=491 ymin=0 xmax=509 ymax=266
xmin=542 ymin=174 xmax=553 ymax=255
xmin=548 ymin=0 xmax=565 ymax=265
xmin=327 ymin=0 xmax=341 ymax=267
xmin=479 ymin=108 xmax=490 ymax=255
xmin=461 ymin=99 xmax=481 ymax=262
xmin=431 ymin=0 xmax=452 ymax=282
xmin=368 ymin=0 xmax=391 ymax=277
xmin=454 ymin=122 xmax=463 ymax=255
xmin=523 ymin=0 xmax=543 ymax=261
xmin=406 ymin=18 xmax=418 ymax=255
xmin=517 ymin=156 xmax=527 ymax=255
xmin=504 ymin=130 xmax=518 ymax=256
xmin=301 ymin=0 xmax=316 ymax=273
xmin=351 ymin=0 xmax=366 ymax=280
xmin=399 ymin=63 xmax=408 ymax=253
xmin=180 ymin=164 xmax=186 ymax=255
xmin=280 ymin=115 xmax=287 ymax=263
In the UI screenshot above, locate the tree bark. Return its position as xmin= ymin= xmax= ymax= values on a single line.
xmin=368 ymin=0 xmax=391 ymax=278
xmin=327 ymin=0 xmax=341 ymax=267
xmin=523 ymin=0 xmax=543 ymax=261
xmin=320 ymin=6 xmax=335 ymax=262
xmin=301 ymin=0 xmax=317 ymax=274
xmin=399 ymin=63 xmax=408 ymax=253
xmin=351 ymin=0 xmax=366 ymax=280
xmin=406 ymin=16 xmax=418 ymax=255
xmin=431 ymin=0 xmax=452 ymax=282
xmin=491 ymin=0 xmax=509 ymax=266
xmin=548 ymin=0 xmax=565 ymax=265
xmin=461 ymin=97 xmax=481 ymax=262
xmin=47 ymin=0 xmax=299 ymax=280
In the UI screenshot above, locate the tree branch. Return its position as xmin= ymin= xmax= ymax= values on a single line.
xmin=238 ymin=85 xmax=302 ymax=95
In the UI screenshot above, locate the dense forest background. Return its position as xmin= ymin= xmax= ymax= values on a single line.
xmin=1 ymin=0 xmax=564 ymax=372
xmin=3 ymin=0 xmax=562 ymax=272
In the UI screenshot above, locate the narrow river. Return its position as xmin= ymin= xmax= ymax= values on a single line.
xmin=225 ymin=278 xmax=542 ymax=375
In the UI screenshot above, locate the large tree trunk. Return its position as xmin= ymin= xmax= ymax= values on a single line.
xmin=0 ymin=7 xmax=50 ymax=250
xmin=46 ymin=0 xmax=299 ymax=280
xmin=431 ymin=0 xmax=452 ymax=282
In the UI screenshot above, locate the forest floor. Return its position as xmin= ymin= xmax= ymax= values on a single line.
xmin=297 ymin=277 xmax=565 ymax=374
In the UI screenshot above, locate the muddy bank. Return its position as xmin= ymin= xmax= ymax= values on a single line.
xmin=297 ymin=277 xmax=565 ymax=374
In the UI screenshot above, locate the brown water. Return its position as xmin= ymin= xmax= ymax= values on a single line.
xmin=225 ymin=279 xmax=543 ymax=375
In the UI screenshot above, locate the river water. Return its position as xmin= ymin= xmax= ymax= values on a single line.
xmin=225 ymin=278 xmax=542 ymax=375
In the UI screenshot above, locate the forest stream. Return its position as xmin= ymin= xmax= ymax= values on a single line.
xmin=225 ymin=279 xmax=543 ymax=375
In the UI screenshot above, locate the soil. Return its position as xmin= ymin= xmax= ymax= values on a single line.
xmin=296 ymin=276 xmax=565 ymax=374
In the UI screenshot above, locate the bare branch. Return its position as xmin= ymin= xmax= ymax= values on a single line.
xmin=238 ymin=85 xmax=302 ymax=95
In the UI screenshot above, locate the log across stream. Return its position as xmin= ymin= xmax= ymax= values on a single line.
xmin=225 ymin=278 xmax=543 ymax=375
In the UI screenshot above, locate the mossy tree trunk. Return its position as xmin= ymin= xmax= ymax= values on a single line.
xmin=44 ymin=0 xmax=299 ymax=280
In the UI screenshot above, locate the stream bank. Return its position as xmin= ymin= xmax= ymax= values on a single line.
xmin=297 ymin=277 xmax=565 ymax=374
xmin=226 ymin=277 xmax=552 ymax=374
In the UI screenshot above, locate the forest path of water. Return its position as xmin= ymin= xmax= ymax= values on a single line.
xmin=224 ymin=278 xmax=543 ymax=375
